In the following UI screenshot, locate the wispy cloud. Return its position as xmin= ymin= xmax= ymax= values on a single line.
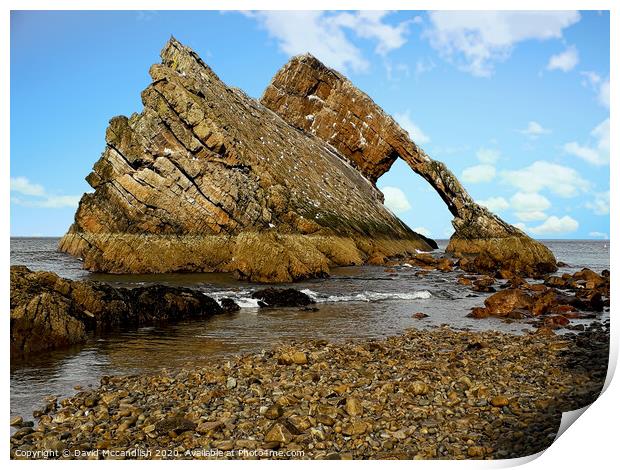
xmin=585 ymin=191 xmax=610 ymax=215
xmin=580 ymin=71 xmax=609 ymax=109
xmin=424 ymin=11 xmax=580 ymax=77
xmin=546 ymin=45 xmax=579 ymax=72
xmin=527 ymin=215 xmax=579 ymax=235
xmin=501 ymin=161 xmax=590 ymax=198
xmin=11 ymin=177 xmax=80 ymax=209
xmin=244 ymin=11 xmax=411 ymax=74
xmin=478 ymin=196 xmax=509 ymax=212
xmin=519 ymin=121 xmax=551 ymax=138
xmin=394 ymin=110 xmax=430 ymax=144
xmin=380 ymin=186 xmax=412 ymax=213
xmin=564 ymin=118 xmax=609 ymax=166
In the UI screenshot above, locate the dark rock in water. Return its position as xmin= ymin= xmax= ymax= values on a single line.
xmin=261 ymin=53 xmax=556 ymax=276
xmin=484 ymin=289 xmax=534 ymax=317
xmin=10 ymin=265 xmax=223 ymax=357
xmin=472 ymin=275 xmax=495 ymax=293
xmin=219 ymin=297 xmax=241 ymax=313
xmin=412 ymin=312 xmax=429 ymax=319
xmin=251 ymin=288 xmax=315 ymax=308
xmin=58 ymin=38 xmax=434 ymax=283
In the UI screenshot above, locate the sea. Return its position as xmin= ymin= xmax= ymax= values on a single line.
xmin=9 ymin=237 xmax=610 ymax=421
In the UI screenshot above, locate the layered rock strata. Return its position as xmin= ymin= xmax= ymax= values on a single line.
xmin=59 ymin=38 xmax=434 ymax=282
xmin=261 ymin=54 xmax=557 ymax=276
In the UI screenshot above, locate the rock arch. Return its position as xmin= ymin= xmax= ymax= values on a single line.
xmin=260 ymin=54 xmax=557 ymax=275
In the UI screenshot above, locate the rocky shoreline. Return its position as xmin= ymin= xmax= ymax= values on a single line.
xmin=10 ymin=265 xmax=314 ymax=357
xmin=10 ymin=322 xmax=608 ymax=460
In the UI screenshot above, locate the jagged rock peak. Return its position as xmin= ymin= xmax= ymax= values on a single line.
xmin=59 ymin=38 xmax=434 ymax=283
xmin=261 ymin=54 xmax=557 ymax=276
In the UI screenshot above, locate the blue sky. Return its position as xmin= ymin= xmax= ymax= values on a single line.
xmin=10 ymin=10 xmax=609 ymax=239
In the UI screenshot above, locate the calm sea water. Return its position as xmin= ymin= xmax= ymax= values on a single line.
xmin=10 ymin=237 xmax=610 ymax=421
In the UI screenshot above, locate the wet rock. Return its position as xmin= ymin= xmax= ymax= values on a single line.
xmin=220 ymin=298 xmax=240 ymax=313
xmin=473 ymin=276 xmax=495 ymax=293
xmin=264 ymin=405 xmax=284 ymax=420
xmin=483 ymin=289 xmax=534 ymax=317
xmin=155 ymin=416 xmax=196 ymax=435
xmin=10 ymin=416 xmax=23 ymax=427
xmin=543 ymin=316 xmax=570 ymax=329
xmin=226 ymin=377 xmax=237 ymax=389
xmin=344 ymin=397 xmax=363 ymax=416
xmin=467 ymin=446 xmax=486 ymax=458
xmin=197 ymin=421 xmax=223 ymax=435
xmin=490 ymin=396 xmax=510 ymax=407
xmin=252 ymin=288 xmax=314 ymax=308
xmin=10 ymin=266 xmax=223 ymax=357
xmin=342 ymin=420 xmax=368 ymax=436
xmin=264 ymin=422 xmax=293 ymax=444
xmin=413 ymin=312 xmax=429 ymax=319
xmin=410 ymin=382 xmax=429 ymax=396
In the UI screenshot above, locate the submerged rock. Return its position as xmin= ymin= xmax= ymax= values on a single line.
xmin=58 ymin=38 xmax=433 ymax=283
xmin=261 ymin=54 xmax=557 ymax=276
xmin=10 ymin=265 xmax=223 ymax=357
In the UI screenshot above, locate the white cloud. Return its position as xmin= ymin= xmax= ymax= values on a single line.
xmin=461 ymin=164 xmax=496 ymax=183
xmin=478 ymin=196 xmax=509 ymax=212
xmin=510 ymin=192 xmax=551 ymax=212
xmin=414 ymin=58 xmax=436 ymax=77
xmin=381 ymin=186 xmax=412 ymax=213
xmin=413 ymin=226 xmax=432 ymax=237
xmin=580 ymin=71 xmax=609 ymax=109
xmin=394 ymin=111 xmax=430 ymax=144
xmin=519 ymin=121 xmax=551 ymax=138
xmin=564 ymin=118 xmax=609 ymax=166
xmin=581 ymin=70 xmax=601 ymax=88
xmin=10 ymin=177 xmax=45 ymax=196
xmin=501 ymin=161 xmax=590 ymax=197
xmin=585 ymin=191 xmax=610 ymax=215
xmin=546 ymin=45 xmax=579 ymax=72
xmin=528 ymin=215 xmax=579 ymax=235
xmin=515 ymin=211 xmax=548 ymax=222
xmin=476 ymin=148 xmax=500 ymax=164
xmin=10 ymin=176 xmax=80 ymax=209
xmin=330 ymin=11 xmax=410 ymax=55
xmin=589 ymin=231 xmax=609 ymax=239
xmin=246 ymin=11 xmax=410 ymax=74
xmin=424 ymin=11 xmax=580 ymax=76
xmin=509 ymin=192 xmax=550 ymax=221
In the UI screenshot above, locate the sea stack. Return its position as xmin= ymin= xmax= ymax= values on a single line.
xmin=261 ymin=54 xmax=557 ymax=276
xmin=59 ymin=38 xmax=434 ymax=282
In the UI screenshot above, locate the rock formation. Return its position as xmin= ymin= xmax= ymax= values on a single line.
xmin=261 ymin=54 xmax=557 ymax=276
xmin=10 ymin=265 xmax=224 ymax=357
xmin=59 ymin=38 xmax=434 ymax=283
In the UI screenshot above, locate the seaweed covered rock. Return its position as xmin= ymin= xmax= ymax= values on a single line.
xmin=10 ymin=266 xmax=223 ymax=357
xmin=59 ymin=38 xmax=433 ymax=283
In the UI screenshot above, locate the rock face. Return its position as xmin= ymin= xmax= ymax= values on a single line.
xmin=261 ymin=54 xmax=557 ymax=276
xmin=59 ymin=38 xmax=433 ymax=283
xmin=10 ymin=265 xmax=224 ymax=357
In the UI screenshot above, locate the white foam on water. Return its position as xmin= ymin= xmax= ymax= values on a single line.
xmin=301 ymin=289 xmax=431 ymax=303
xmin=208 ymin=288 xmax=432 ymax=309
